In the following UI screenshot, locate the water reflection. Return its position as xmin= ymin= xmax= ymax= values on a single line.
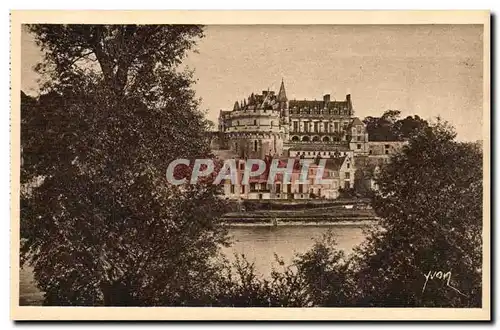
xmin=222 ymin=224 xmax=368 ymax=277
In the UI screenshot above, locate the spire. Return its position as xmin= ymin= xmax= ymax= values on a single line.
xmin=233 ymin=101 xmax=240 ymax=111
xmin=277 ymin=78 xmax=287 ymax=102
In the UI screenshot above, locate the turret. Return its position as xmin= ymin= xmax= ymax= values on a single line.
xmin=278 ymin=79 xmax=290 ymax=140
xmin=277 ymin=79 xmax=288 ymax=104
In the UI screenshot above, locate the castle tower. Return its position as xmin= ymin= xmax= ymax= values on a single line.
xmin=278 ymin=79 xmax=289 ymax=141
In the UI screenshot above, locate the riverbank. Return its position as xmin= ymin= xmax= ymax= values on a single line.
xmin=222 ymin=199 xmax=378 ymax=226
xmin=225 ymin=219 xmax=377 ymax=227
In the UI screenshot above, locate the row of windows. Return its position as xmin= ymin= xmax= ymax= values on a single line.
xmin=291 ymin=136 xmax=343 ymax=142
xmin=293 ymin=150 xmax=349 ymax=157
xmin=229 ymin=183 xmax=341 ymax=195
xmin=233 ymin=140 xmax=265 ymax=152
xmin=368 ymin=149 xmax=390 ymax=155
xmin=291 ymin=121 xmax=347 ymax=133
xmin=229 ymin=183 xmax=272 ymax=194
xmin=236 ymin=120 xmax=277 ymax=127
xmin=240 ymin=108 xmax=279 ymax=113
xmin=290 ymin=108 xmax=349 ymax=115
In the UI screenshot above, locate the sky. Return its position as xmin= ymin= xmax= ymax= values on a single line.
xmin=21 ymin=24 xmax=484 ymax=141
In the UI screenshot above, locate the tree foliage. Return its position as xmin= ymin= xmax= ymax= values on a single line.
xmin=28 ymin=25 xmax=203 ymax=97
xmin=208 ymin=254 xmax=311 ymax=307
xmin=354 ymin=121 xmax=482 ymax=307
xmin=20 ymin=24 xmax=483 ymax=308
xmin=21 ymin=24 xmax=231 ymax=306
xmin=289 ymin=121 xmax=483 ymax=307
xmin=363 ymin=110 xmax=429 ymax=141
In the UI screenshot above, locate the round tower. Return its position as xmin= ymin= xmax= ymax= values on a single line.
xmin=226 ymin=90 xmax=284 ymax=158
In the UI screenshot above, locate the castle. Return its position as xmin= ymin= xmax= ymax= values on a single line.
xmin=213 ymin=80 xmax=406 ymax=200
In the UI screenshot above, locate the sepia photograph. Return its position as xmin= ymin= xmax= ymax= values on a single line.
xmin=10 ymin=10 xmax=490 ymax=320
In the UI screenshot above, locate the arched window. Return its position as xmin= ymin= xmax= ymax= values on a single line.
xmin=302 ymin=136 xmax=310 ymax=142
xmin=254 ymin=140 xmax=258 ymax=151
xmin=322 ymin=136 xmax=330 ymax=142
xmin=291 ymin=136 xmax=300 ymax=142
xmin=312 ymin=136 xmax=320 ymax=142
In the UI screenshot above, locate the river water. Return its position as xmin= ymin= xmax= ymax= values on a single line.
xmin=20 ymin=224 xmax=369 ymax=305
xmin=222 ymin=224 xmax=369 ymax=277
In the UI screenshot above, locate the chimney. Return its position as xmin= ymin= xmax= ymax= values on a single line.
xmin=346 ymin=94 xmax=353 ymax=113
xmin=323 ymin=94 xmax=331 ymax=102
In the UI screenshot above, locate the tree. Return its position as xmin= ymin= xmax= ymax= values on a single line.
xmin=363 ymin=111 xmax=399 ymax=141
xmin=363 ymin=110 xmax=429 ymax=141
xmin=286 ymin=120 xmax=482 ymax=308
xmin=392 ymin=115 xmax=429 ymax=141
xmin=350 ymin=121 xmax=482 ymax=307
xmin=28 ymin=25 xmax=203 ymax=97
xmin=209 ymin=254 xmax=311 ymax=307
xmin=294 ymin=232 xmax=354 ymax=306
xmin=21 ymin=25 xmax=231 ymax=306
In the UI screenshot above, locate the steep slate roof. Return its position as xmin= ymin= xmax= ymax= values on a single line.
xmin=324 ymin=156 xmax=347 ymax=172
xmin=289 ymin=99 xmax=349 ymax=110
xmin=349 ymin=117 xmax=364 ymax=127
xmin=233 ymin=101 xmax=240 ymax=111
xmin=225 ymin=81 xmax=354 ymax=114
xmin=277 ymin=79 xmax=287 ymax=102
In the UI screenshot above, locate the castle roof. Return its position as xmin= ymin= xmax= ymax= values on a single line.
xmin=324 ymin=156 xmax=347 ymax=172
xmin=225 ymin=81 xmax=353 ymax=114
xmin=350 ymin=117 xmax=364 ymax=126
xmin=277 ymin=79 xmax=287 ymax=102
xmin=289 ymin=99 xmax=349 ymax=110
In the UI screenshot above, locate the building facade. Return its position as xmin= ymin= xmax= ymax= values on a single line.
xmin=215 ymin=80 xmax=405 ymax=200
xmin=221 ymin=157 xmax=353 ymax=200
